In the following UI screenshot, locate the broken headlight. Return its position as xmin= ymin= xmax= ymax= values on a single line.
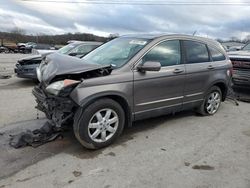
xmin=46 ymin=79 xmax=80 ymax=96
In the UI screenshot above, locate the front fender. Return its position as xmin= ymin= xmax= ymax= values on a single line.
xmin=70 ymin=82 xmax=133 ymax=126
xmin=70 ymin=82 xmax=133 ymax=108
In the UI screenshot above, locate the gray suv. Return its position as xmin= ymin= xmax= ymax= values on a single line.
xmin=33 ymin=34 xmax=232 ymax=149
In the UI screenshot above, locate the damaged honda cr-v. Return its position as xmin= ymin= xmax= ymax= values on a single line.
xmin=33 ymin=34 xmax=232 ymax=149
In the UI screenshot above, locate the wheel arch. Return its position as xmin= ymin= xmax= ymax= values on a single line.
xmin=208 ymin=81 xmax=228 ymax=101
xmin=79 ymin=92 xmax=133 ymax=127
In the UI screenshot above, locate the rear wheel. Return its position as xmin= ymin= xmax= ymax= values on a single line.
xmin=73 ymin=98 xmax=125 ymax=149
xmin=196 ymin=86 xmax=222 ymax=116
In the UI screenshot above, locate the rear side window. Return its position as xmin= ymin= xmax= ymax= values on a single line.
xmin=183 ymin=41 xmax=209 ymax=64
xmin=209 ymin=46 xmax=226 ymax=61
xmin=142 ymin=40 xmax=181 ymax=67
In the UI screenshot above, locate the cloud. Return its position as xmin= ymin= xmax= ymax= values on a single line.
xmin=0 ymin=0 xmax=250 ymax=39
xmin=74 ymin=23 xmax=110 ymax=36
xmin=0 ymin=8 xmax=65 ymax=34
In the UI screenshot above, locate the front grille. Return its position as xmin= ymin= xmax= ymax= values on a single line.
xmin=232 ymin=60 xmax=250 ymax=69
xmin=233 ymin=69 xmax=250 ymax=78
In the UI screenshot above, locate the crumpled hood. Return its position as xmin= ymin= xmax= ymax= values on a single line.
xmin=18 ymin=52 xmax=52 ymax=65
xmin=19 ymin=54 xmax=42 ymax=61
xmin=40 ymin=53 xmax=111 ymax=84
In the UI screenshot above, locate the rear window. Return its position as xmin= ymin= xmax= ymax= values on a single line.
xmin=209 ymin=46 xmax=226 ymax=61
xmin=183 ymin=40 xmax=209 ymax=64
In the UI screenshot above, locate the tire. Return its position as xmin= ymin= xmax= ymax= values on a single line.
xmin=196 ymin=86 xmax=222 ymax=116
xmin=73 ymin=98 xmax=125 ymax=149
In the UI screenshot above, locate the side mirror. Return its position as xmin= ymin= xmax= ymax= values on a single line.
xmin=137 ymin=61 xmax=161 ymax=72
xmin=69 ymin=52 xmax=77 ymax=56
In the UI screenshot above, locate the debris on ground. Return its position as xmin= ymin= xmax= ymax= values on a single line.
xmin=88 ymin=168 xmax=106 ymax=175
xmin=0 ymin=75 xmax=11 ymax=79
xmin=9 ymin=122 xmax=63 ymax=148
xmin=104 ymin=152 xmax=116 ymax=157
xmin=72 ymin=171 xmax=82 ymax=177
xmin=192 ymin=165 xmax=215 ymax=170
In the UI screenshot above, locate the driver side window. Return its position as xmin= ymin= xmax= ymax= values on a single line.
xmin=142 ymin=40 xmax=181 ymax=67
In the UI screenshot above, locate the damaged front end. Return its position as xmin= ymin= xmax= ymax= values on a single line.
xmin=33 ymin=53 xmax=112 ymax=129
xmin=33 ymin=83 xmax=77 ymax=128
xmin=11 ymin=77 xmax=82 ymax=148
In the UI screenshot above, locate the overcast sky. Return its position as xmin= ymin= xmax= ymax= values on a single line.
xmin=0 ymin=0 xmax=250 ymax=39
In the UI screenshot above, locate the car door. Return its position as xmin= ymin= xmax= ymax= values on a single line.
xmin=182 ymin=40 xmax=213 ymax=108
xmin=133 ymin=40 xmax=186 ymax=120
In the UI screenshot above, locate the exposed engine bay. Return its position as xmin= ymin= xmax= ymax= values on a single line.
xmin=50 ymin=66 xmax=112 ymax=84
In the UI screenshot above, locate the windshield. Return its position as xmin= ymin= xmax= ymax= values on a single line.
xmin=243 ymin=43 xmax=250 ymax=50
xmin=57 ymin=43 xmax=79 ymax=54
xmin=82 ymin=37 xmax=150 ymax=68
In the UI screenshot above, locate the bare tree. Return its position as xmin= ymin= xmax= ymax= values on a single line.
xmin=242 ymin=35 xmax=250 ymax=43
xmin=10 ymin=27 xmax=26 ymax=43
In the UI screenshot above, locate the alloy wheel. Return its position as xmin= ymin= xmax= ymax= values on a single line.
xmin=206 ymin=91 xmax=221 ymax=115
xmin=88 ymin=108 xmax=119 ymax=143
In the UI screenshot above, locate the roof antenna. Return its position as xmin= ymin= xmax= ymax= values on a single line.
xmin=193 ymin=30 xmax=197 ymax=36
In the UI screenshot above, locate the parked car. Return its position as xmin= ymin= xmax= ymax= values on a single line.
xmin=221 ymin=41 xmax=245 ymax=52
xmin=228 ymin=43 xmax=250 ymax=86
xmin=17 ymin=42 xmax=37 ymax=53
xmin=0 ymin=46 xmax=9 ymax=53
xmin=33 ymin=34 xmax=232 ymax=149
xmin=31 ymin=43 xmax=58 ymax=55
xmin=14 ymin=41 xmax=103 ymax=80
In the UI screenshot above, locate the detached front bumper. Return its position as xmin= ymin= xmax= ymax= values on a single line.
xmin=32 ymin=85 xmax=77 ymax=127
xmin=15 ymin=63 xmax=39 ymax=79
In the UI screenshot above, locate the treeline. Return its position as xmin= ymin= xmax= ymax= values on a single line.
xmin=217 ymin=35 xmax=250 ymax=44
xmin=0 ymin=31 xmax=108 ymax=45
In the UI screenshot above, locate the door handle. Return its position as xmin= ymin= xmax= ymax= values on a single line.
xmin=207 ymin=65 xmax=214 ymax=70
xmin=173 ymin=69 xmax=184 ymax=74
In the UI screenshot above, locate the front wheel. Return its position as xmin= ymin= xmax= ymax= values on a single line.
xmin=73 ymin=98 xmax=125 ymax=149
xmin=196 ymin=86 xmax=222 ymax=116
